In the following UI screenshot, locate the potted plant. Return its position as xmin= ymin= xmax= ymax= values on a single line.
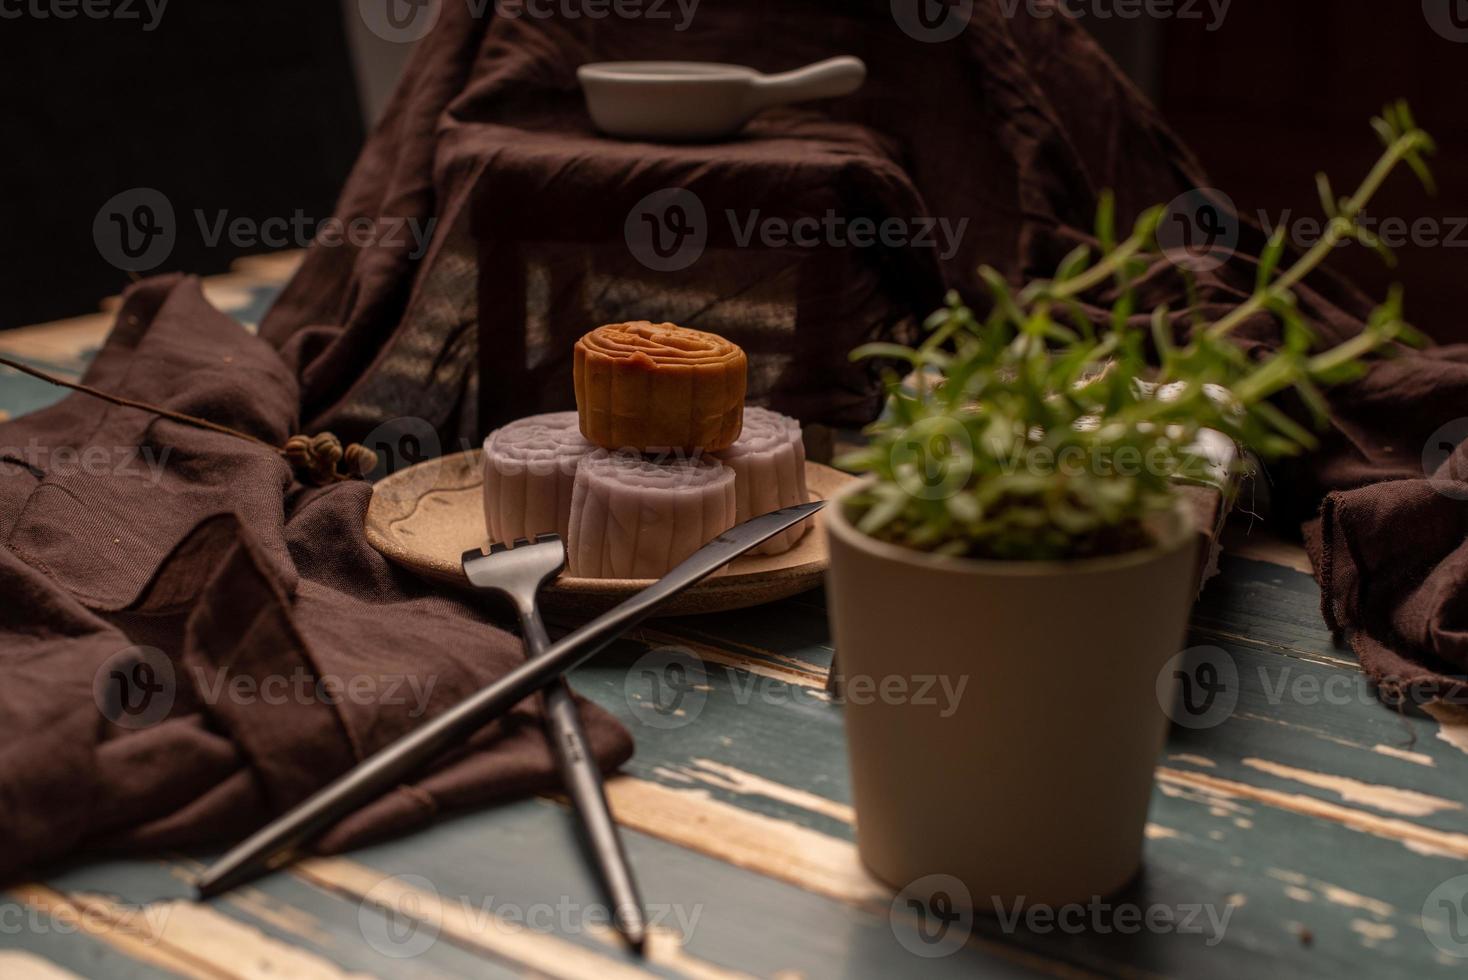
xmin=826 ymin=104 xmax=1434 ymax=908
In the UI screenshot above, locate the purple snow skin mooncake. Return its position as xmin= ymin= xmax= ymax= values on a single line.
xmin=567 ymin=450 xmax=737 ymax=579
xmin=482 ymin=411 xmax=594 ymax=545
xmin=717 ymin=406 xmax=809 ymax=556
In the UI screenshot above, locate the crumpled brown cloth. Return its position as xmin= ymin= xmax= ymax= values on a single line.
xmin=0 ymin=276 xmax=632 ymax=882
xmin=256 ymin=1 xmax=1468 ymax=700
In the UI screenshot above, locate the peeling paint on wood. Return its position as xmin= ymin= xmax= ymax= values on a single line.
xmin=1372 ymin=745 xmax=1436 ymax=767
xmin=1241 ymin=758 xmax=1462 ymax=818
xmin=680 ymin=759 xmax=855 ymax=823
xmin=1424 ymin=703 xmax=1468 ymax=759
xmin=1159 ymin=767 xmax=1468 ymax=859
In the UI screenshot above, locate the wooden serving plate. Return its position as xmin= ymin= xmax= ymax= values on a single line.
xmin=365 ymin=450 xmax=853 ymax=617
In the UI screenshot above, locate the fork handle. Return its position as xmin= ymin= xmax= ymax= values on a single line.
xmin=521 ymin=610 xmax=648 ymax=951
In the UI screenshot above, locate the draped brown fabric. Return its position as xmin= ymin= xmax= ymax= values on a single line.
xmin=0 ymin=277 xmax=632 ymax=880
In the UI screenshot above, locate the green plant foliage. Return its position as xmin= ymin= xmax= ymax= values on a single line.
xmin=840 ymin=103 xmax=1434 ymax=561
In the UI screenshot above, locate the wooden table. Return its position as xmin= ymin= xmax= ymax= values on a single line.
xmin=3 ymin=256 xmax=1467 ymax=979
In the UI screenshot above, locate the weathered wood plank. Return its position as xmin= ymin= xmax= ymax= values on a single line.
xmin=31 ymin=856 xmax=516 ymax=980
xmin=296 ymin=800 xmax=1069 ymax=980
xmin=0 ymin=892 xmax=188 ymax=980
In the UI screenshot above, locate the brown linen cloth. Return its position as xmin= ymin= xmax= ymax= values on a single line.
xmin=258 ymin=1 xmax=1468 ymax=700
xmin=0 ymin=276 xmax=632 ymax=881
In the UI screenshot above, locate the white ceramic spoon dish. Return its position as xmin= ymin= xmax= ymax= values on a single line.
xmin=577 ymin=56 xmax=866 ymax=141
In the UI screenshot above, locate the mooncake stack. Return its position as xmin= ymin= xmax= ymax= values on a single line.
xmin=566 ymin=450 xmax=738 ymax=579
xmin=481 ymin=412 xmax=593 ymax=544
xmin=716 ymin=406 xmax=810 ymax=556
xmin=484 ymin=324 xmax=813 ymax=579
xmin=573 ymin=321 xmax=747 ymax=453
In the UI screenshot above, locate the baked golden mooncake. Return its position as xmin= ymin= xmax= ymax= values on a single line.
xmin=573 ymin=322 xmax=747 ymax=453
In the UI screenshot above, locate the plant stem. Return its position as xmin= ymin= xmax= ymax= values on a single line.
xmin=1206 ymin=133 xmax=1423 ymax=340
xmin=1049 ymin=237 xmax=1150 ymax=301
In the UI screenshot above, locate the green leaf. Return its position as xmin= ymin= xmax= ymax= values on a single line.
xmin=850 ymin=342 xmax=918 ymax=364
xmin=1096 ymin=191 xmax=1117 ymax=252
xmin=1256 ymin=228 xmax=1287 ymax=291
xmin=1315 ymin=173 xmax=1337 ymax=219
xmin=1056 ymin=244 xmax=1092 ymax=282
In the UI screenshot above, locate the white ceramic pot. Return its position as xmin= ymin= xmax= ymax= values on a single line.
xmin=824 ymin=482 xmax=1198 ymax=909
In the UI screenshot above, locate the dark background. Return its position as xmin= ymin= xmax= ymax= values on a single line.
xmin=1 ymin=2 xmax=1464 ymax=341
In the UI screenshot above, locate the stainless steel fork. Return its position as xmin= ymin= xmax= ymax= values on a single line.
xmin=461 ymin=533 xmax=647 ymax=953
